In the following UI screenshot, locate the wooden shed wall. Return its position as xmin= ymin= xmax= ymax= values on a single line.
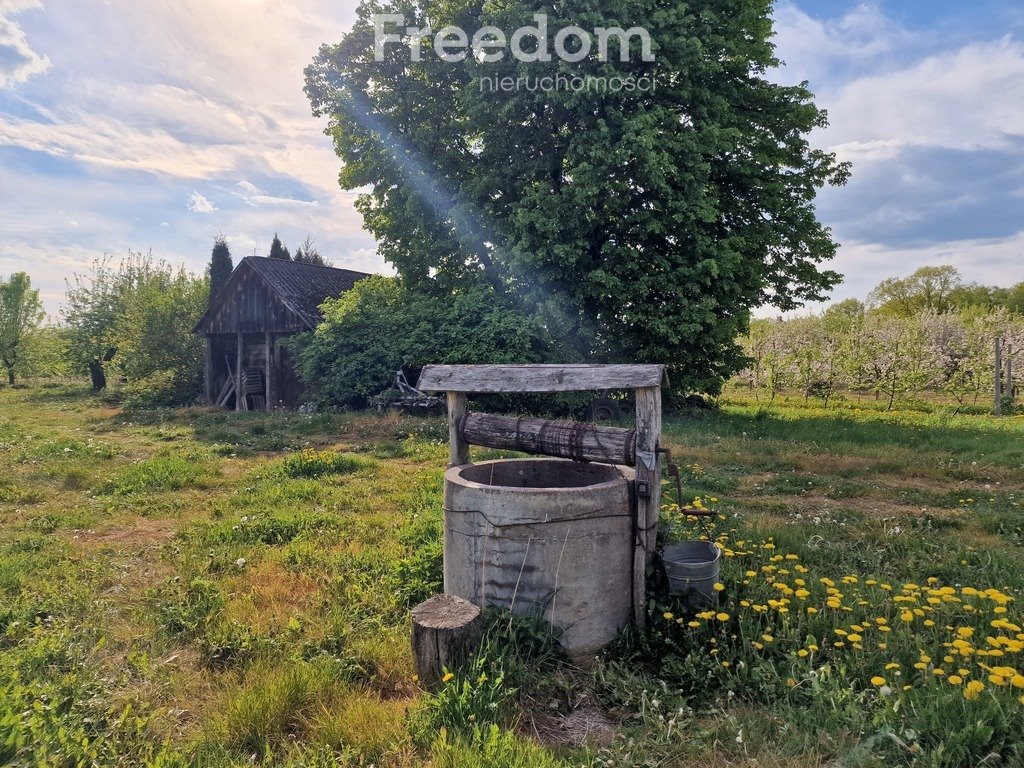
xmin=200 ymin=266 xmax=310 ymax=335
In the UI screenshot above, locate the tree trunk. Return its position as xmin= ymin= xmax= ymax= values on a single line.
xmin=411 ymin=594 xmax=483 ymax=689
xmin=88 ymin=360 xmax=107 ymax=391
xmin=5 ymin=367 xmax=13 ymax=386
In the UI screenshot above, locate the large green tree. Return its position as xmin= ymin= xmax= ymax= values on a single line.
xmin=868 ymin=265 xmax=963 ymax=316
xmin=62 ymin=252 xmax=208 ymax=400
xmin=63 ymin=257 xmax=121 ymax=390
xmin=305 ymin=0 xmax=849 ymax=391
xmin=0 ymin=272 xmax=46 ymax=384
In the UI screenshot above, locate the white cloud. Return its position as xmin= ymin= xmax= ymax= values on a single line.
xmin=772 ymin=2 xmax=914 ymax=85
xmin=236 ymin=179 xmax=319 ymax=208
xmin=0 ymin=0 xmax=49 ymax=88
xmin=187 ymin=191 xmax=217 ymax=213
xmin=0 ymin=111 xmax=247 ymax=177
xmin=822 ymin=37 xmax=1024 ymax=159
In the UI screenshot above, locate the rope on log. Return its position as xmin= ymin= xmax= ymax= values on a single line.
xmin=459 ymin=412 xmax=636 ymax=466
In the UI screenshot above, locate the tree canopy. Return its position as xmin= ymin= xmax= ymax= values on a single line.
xmin=0 ymin=272 xmax=46 ymax=385
xmin=293 ymin=235 xmax=329 ymax=266
xmin=268 ymin=234 xmax=292 ymax=261
xmin=305 ymin=0 xmax=850 ymax=391
xmin=209 ymin=236 xmax=234 ymax=302
xmin=868 ymin=265 xmax=1024 ymax=317
xmin=62 ymin=252 xmax=208 ymax=401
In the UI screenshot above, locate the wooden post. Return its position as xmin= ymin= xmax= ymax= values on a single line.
xmin=634 ymin=386 xmax=662 ymax=628
xmin=236 ymin=332 xmax=244 ymax=412
xmin=1006 ymin=345 xmax=1013 ymax=404
xmin=203 ymin=336 xmax=213 ymax=406
xmin=411 ymin=594 xmax=482 ymax=689
xmin=995 ymin=336 xmax=1002 ymax=416
xmin=264 ymin=332 xmax=273 ymax=412
xmin=448 ymin=392 xmax=470 ymax=467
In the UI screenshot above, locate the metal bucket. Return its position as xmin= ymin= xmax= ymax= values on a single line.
xmin=663 ymin=540 xmax=721 ymax=610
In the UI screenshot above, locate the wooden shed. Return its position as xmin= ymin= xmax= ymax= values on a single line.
xmin=193 ymin=257 xmax=372 ymax=410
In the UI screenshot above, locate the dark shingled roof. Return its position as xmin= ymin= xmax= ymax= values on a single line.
xmin=243 ymin=257 xmax=373 ymax=328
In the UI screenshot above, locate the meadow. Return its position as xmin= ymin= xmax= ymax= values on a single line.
xmin=1 ymin=383 xmax=1022 ymax=767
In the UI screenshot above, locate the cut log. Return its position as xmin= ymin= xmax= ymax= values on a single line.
xmin=411 ymin=594 xmax=483 ymax=689
xmin=460 ymin=411 xmax=636 ymax=466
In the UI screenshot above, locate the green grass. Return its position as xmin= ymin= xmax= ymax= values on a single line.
xmin=0 ymin=383 xmax=1023 ymax=767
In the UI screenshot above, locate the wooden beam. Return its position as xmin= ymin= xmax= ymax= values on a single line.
xmin=633 ymin=386 xmax=662 ymax=629
xmin=460 ymin=412 xmax=635 ymax=466
xmin=448 ymin=392 xmax=470 ymax=467
xmin=418 ymin=364 xmax=668 ymax=393
xmin=236 ymin=332 xmax=244 ymax=412
xmin=265 ymin=332 xmax=273 ymax=412
xmin=203 ymin=336 xmax=213 ymax=406
xmin=995 ymin=336 xmax=1003 ymax=417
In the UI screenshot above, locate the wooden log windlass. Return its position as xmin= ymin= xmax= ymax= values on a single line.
xmin=459 ymin=412 xmax=636 ymax=466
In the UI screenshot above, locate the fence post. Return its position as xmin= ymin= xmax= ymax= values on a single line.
xmin=995 ymin=336 xmax=1002 ymax=416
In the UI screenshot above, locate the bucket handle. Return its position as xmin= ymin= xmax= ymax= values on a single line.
xmin=665 ymin=454 xmax=716 ymax=543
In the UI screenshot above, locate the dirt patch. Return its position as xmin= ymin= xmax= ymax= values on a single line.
xmin=224 ymin=562 xmax=325 ymax=630
xmin=68 ymin=517 xmax=178 ymax=548
xmin=525 ymin=702 xmax=617 ymax=748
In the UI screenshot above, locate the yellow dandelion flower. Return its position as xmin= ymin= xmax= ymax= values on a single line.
xmin=1011 ymin=675 xmax=1024 ymax=689
xmin=663 ymin=612 xmax=674 ymax=620
xmin=442 ymin=672 xmax=455 ymax=683
xmin=948 ymin=675 xmax=963 ymax=685
xmin=716 ymin=612 xmax=730 ymax=621
xmin=871 ymin=676 xmax=886 ymax=686
xmin=964 ymin=680 xmax=985 ymax=700
xmin=713 ymin=582 xmax=725 ymax=592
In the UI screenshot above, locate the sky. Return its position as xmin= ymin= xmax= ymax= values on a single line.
xmin=0 ymin=1 xmax=1022 ymax=317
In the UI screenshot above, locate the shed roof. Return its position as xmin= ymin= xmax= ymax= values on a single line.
xmin=195 ymin=257 xmax=374 ymax=334
xmin=244 ymin=257 xmax=372 ymax=328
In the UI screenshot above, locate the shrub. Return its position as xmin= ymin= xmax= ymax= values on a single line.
xmin=121 ymin=368 xmax=201 ymax=409
xmin=292 ymin=277 xmax=555 ymax=409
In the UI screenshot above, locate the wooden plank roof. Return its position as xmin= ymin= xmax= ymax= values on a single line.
xmin=194 ymin=257 xmax=373 ymax=334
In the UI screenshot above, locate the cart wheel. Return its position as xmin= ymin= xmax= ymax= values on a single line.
xmin=585 ymin=396 xmax=620 ymax=422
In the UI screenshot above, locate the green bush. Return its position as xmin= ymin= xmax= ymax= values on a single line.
xmin=121 ymin=368 xmax=202 ymax=409
xmin=292 ymin=277 xmax=555 ymax=409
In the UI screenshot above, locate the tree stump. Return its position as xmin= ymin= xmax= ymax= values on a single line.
xmin=411 ymin=594 xmax=483 ymax=689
